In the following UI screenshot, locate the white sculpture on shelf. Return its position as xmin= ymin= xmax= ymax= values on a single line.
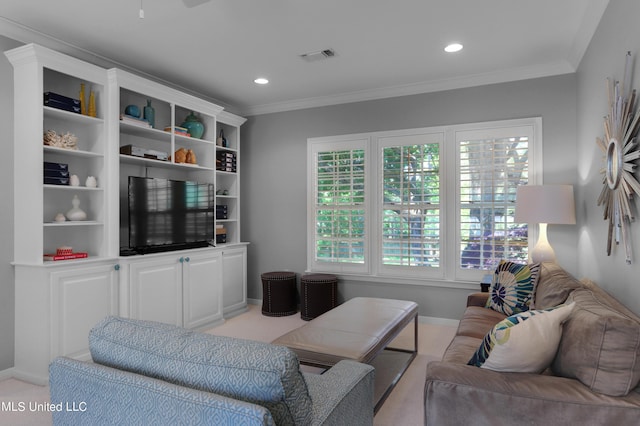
xmin=66 ymin=195 xmax=87 ymax=221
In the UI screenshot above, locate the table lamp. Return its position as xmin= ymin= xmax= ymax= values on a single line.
xmin=515 ymin=185 xmax=576 ymax=263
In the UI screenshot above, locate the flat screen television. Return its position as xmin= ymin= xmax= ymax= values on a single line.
xmin=128 ymin=176 xmax=215 ymax=254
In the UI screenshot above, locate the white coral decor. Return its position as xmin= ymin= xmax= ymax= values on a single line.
xmin=43 ymin=130 xmax=78 ymax=150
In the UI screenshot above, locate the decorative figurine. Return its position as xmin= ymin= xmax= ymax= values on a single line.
xmin=66 ymin=195 xmax=87 ymax=221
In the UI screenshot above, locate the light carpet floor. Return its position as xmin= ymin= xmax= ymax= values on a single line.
xmin=0 ymin=304 xmax=457 ymax=425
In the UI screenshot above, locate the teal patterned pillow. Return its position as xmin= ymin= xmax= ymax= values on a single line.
xmin=485 ymin=261 xmax=540 ymax=316
xmin=468 ymin=302 xmax=575 ymax=373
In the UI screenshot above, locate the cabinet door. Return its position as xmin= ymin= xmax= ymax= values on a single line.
xmin=183 ymin=251 xmax=223 ymax=329
xmin=50 ymin=263 xmax=119 ymax=360
xmin=222 ymin=247 xmax=247 ymax=315
xmin=129 ymin=255 xmax=182 ymax=326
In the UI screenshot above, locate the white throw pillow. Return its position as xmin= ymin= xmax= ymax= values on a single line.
xmin=468 ymin=302 xmax=575 ymax=373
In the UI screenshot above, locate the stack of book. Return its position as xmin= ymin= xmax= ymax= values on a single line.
xmin=216 ymin=204 xmax=228 ymax=219
xmin=44 ymin=161 xmax=70 ymax=185
xmin=216 ymin=151 xmax=237 ymax=172
xmin=43 ymin=251 xmax=88 ymax=261
xmin=120 ymin=114 xmax=151 ymax=128
xmin=164 ymin=126 xmax=190 ymax=136
xmin=216 ymin=225 xmax=227 ymax=244
xmin=44 ymin=92 xmax=81 ymax=114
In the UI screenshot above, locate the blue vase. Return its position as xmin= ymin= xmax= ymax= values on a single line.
xmin=143 ymin=100 xmax=155 ymax=128
xmin=180 ymin=111 xmax=204 ymax=139
xmin=124 ymin=104 xmax=140 ymax=118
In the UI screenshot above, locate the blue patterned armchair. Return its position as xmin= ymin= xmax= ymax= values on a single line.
xmin=49 ymin=316 xmax=375 ymax=425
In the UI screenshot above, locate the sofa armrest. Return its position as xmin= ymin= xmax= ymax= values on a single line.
xmin=425 ymin=361 xmax=640 ymax=426
xmin=49 ymin=357 xmax=275 ymax=426
xmin=303 ymin=360 xmax=375 ymax=426
xmin=466 ymin=292 xmax=489 ymax=307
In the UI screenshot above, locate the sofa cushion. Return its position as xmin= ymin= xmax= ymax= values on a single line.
xmin=552 ymin=289 xmax=640 ymax=396
xmin=89 ymin=316 xmax=313 ymax=426
xmin=456 ymin=306 xmax=506 ymax=340
xmin=532 ymin=262 xmax=583 ymax=309
xmin=442 ymin=335 xmax=484 ymax=364
xmin=468 ymin=302 xmax=574 ymax=373
xmin=485 ymin=261 xmax=540 ymax=316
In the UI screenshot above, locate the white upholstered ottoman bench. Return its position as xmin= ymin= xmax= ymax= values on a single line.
xmin=272 ymin=297 xmax=418 ymax=412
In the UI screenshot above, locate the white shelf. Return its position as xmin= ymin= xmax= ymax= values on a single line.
xmin=44 ymin=105 xmax=104 ymax=124
xmin=44 ymin=184 xmax=103 ymax=191
xmin=43 ymin=146 xmax=104 ymax=158
xmin=119 ymin=154 xmax=214 ymax=171
xmin=44 ymin=221 xmax=103 ymax=227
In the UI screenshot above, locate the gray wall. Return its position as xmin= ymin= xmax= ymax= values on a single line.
xmin=576 ymin=0 xmax=640 ymax=314
xmin=242 ymin=74 xmax=579 ymax=320
xmin=0 ymin=35 xmax=20 ymax=371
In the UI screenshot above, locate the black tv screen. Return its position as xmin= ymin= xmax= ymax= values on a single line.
xmin=128 ymin=176 xmax=214 ymax=253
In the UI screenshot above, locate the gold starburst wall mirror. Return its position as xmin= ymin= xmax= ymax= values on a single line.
xmin=597 ymin=52 xmax=640 ymax=264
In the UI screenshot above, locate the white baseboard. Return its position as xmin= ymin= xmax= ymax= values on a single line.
xmin=247 ymin=298 xmax=459 ymax=327
xmin=418 ymin=315 xmax=459 ymax=327
xmin=0 ymin=367 xmax=14 ymax=381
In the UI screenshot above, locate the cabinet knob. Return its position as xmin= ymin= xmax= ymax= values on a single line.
xmin=179 ymin=257 xmax=184 ymax=263
xmin=185 ymin=257 xmax=190 ymax=262
xmin=114 ymin=264 xmax=120 ymax=271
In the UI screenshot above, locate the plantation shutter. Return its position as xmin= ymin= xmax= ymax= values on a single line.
xmin=458 ymin=130 xmax=531 ymax=271
xmin=379 ymin=133 xmax=442 ymax=275
xmin=309 ymin=138 xmax=369 ymax=273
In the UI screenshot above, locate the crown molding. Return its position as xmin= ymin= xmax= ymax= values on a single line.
xmin=241 ymin=60 xmax=576 ymax=116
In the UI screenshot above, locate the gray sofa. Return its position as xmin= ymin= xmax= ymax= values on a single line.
xmin=424 ymin=262 xmax=640 ymax=425
xmin=49 ymin=316 xmax=375 ymax=425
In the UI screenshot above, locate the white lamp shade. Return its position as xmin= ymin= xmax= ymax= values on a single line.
xmin=515 ymin=185 xmax=576 ymax=225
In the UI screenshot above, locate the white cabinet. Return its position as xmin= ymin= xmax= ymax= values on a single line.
xmin=183 ymin=251 xmax=223 ymax=328
xmin=222 ymin=246 xmax=248 ymax=316
xmin=127 ymin=254 xmax=183 ymax=325
xmin=124 ymin=248 xmax=224 ymax=330
xmin=6 ymin=43 xmax=248 ymax=384
xmin=14 ymin=262 xmax=119 ymax=384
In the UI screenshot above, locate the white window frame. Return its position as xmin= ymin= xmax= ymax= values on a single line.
xmin=375 ymin=129 xmax=446 ymax=280
xmin=450 ymin=119 xmax=542 ymax=282
xmin=307 ymin=135 xmax=372 ymax=275
xmin=307 ymin=117 xmax=542 ymax=286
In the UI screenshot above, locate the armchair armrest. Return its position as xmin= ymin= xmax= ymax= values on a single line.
xmin=467 ymin=292 xmax=489 ymax=307
xmin=303 ymin=360 xmax=375 ymax=426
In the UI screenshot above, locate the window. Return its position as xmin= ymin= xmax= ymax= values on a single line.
xmin=308 ymin=118 xmax=541 ymax=284
xmin=456 ymin=126 xmax=536 ymax=281
xmin=308 ymin=138 xmax=370 ymax=274
xmin=378 ymin=132 xmax=443 ymax=277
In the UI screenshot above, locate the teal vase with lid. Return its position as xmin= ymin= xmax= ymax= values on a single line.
xmin=180 ymin=111 xmax=204 ymax=139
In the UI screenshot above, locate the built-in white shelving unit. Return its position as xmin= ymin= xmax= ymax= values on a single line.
xmin=6 ymin=43 xmax=248 ymax=384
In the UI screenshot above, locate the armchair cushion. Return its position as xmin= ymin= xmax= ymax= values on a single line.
xmin=89 ymin=316 xmax=313 ymax=425
xmin=50 ymin=357 xmax=276 ymax=426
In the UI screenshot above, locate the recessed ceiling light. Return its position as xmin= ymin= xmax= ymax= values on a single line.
xmin=254 ymin=77 xmax=269 ymax=85
xmin=444 ymin=43 xmax=463 ymax=53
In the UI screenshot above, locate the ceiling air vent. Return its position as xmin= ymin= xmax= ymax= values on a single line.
xmin=300 ymin=48 xmax=336 ymax=62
